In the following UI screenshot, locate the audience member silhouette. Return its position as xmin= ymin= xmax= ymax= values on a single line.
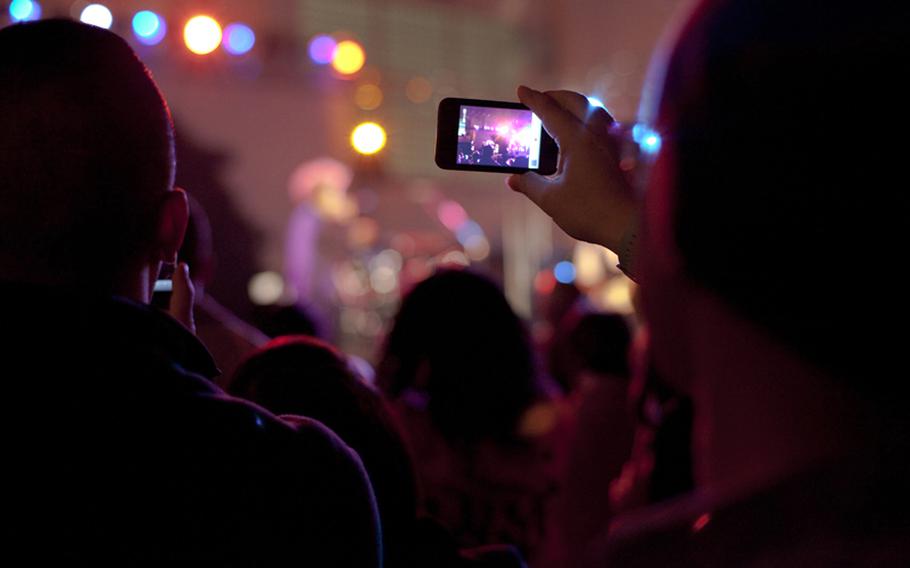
xmin=229 ymin=336 xmax=417 ymax=567
xmin=508 ymin=0 xmax=910 ymax=564
xmin=179 ymin=195 xmax=268 ymax=385
xmin=0 ymin=20 xmax=380 ymax=565
xmin=378 ymin=269 xmax=565 ymax=563
xmin=229 ymin=335 xmax=526 ymax=568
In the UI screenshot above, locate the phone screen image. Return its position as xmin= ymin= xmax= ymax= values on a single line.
xmin=456 ymin=105 xmax=543 ymax=170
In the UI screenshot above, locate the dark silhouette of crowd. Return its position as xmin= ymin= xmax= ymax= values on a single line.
xmin=2 ymin=0 xmax=908 ymax=565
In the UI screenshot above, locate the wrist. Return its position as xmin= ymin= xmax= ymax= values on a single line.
xmin=615 ymin=210 xmax=641 ymax=281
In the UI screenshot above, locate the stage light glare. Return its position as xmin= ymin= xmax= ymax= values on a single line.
xmin=308 ymin=34 xmax=336 ymax=65
xmin=223 ymin=23 xmax=255 ymax=55
xmin=554 ymin=261 xmax=576 ymax=284
xmin=351 ymin=122 xmax=386 ymax=155
xmin=80 ymin=4 xmax=113 ymax=29
xmin=184 ymin=15 xmax=222 ymax=55
xmin=132 ymin=11 xmax=166 ymax=45
xmin=9 ymin=0 xmax=40 ymax=22
xmin=332 ymin=40 xmax=365 ymax=75
xmin=587 ymin=96 xmax=607 ymax=110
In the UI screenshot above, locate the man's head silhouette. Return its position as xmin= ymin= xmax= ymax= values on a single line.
xmin=0 ymin=19 xmax=187 ymax=299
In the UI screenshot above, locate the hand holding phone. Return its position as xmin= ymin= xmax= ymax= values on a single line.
xmin=505 ymin=87 xmax=640 ymax=254
xmin=435 ymin=97 xmax=559 ymax=175
xmin=153 ymin=262 xmax=196 ymax=334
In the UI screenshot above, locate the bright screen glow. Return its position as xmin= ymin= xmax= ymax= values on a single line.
xmin=456 ymin=105 xmax=541 ymax=169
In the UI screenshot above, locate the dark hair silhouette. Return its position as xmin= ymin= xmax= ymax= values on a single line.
xmin=228 ymin=336 xmax=417 ymax=567
xmin=658 ymin=0 xmax=907 ymax=388
xmin=0 ymin=19 xmax=173 ymax=285
xmin=378 ymin=269 xmax=540 ymax=443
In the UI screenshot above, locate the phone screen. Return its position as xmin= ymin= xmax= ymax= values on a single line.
xmin=456 ymin=105 xmax=543 ymax=170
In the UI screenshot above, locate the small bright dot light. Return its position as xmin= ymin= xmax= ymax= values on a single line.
xmin=642 ymin=134 xmax=662 ymax=154
xmin=80 ymin=4 xmax=113 ymax=29
xmin=223 ymin=23 xmax=255 ymax=55
xmin=554 ymin=261 xmax=576 ymax=284
xmin=132 ymin=11 xmax=166 ymax=46
xmin=332 ymin=40 xmax=365 ymax=75
xmin=248 ymin=271 xmax=285 ymax=305
xmin=308 ymin=34 xmax=337 ymax=65
xmin=184 ymin=15 xmax=222 ymax=55
xmin=9 ymin=0 xmax=40 ymax=22
xmin=351 ymin=122 xmax=387 ymax=155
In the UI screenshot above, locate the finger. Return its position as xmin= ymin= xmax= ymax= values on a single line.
xmin=506 ymin=172 xmax=551 ymax=208
xmin=169 ymin=261 xmax=196 ymax=333
xmin=517 ymin=85 xmax=583 ymax=144
xmin=545 ymin=90 xmax=615 ymax=136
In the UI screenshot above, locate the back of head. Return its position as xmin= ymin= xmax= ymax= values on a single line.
xmin=378 ymin=269 xmax=539 ymax=443
xmin=651 ymin=0 xmax=908 ymax=394
xmin=0 ymin=20 xmax=174 ymax=287
xmin=229 ymin=336 xmax=418 ymax=563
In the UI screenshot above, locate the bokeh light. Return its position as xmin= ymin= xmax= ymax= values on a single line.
xmin=405 ymin=76 xmax=433 ymax=103
xmin=554 ymin=261 xmax=577 ymax=284
xmin=223 ymin=23 xmax=255 ymax=55
xmin=184 ymin=15 xmax=222 ymax=55
xmin=9 ymin=0 xmax=41 ymax=22
xmin=351 ymin=122 xmax=387 ymax=155
xmin=80 ymin=4 xmax=113 ymax=29
xmin=248 ymin=271 xmax=285 ymax=305
xmin=633 ymin=124 xmax=662 ymax=155
xmin=308 ymin=34 xmax=336 ymax=65
xmin=455 ymin=220 xmax=484 ymax=247
xmin=332 ymin=40 xmax=365 ymax=75
xmin=437 ymin=200 xmax=468 ymax=231
xmin=354 ymin=84 xmax=383 ymax=110
xmin=464 ymin=234 xmax=491 ymax=261
xmin=132 ymin=11 xmax=166 ymax=46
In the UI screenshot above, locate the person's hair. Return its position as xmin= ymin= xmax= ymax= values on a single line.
xmin=228 ymin=336 xmax=418 ymax=565
xmin=0 ymin=20 xmax=174 ymax=285
xmin=377 ymin=269 xmax=540 ymax=443
xmin=655 ymin=0 xmax=907 ymax=388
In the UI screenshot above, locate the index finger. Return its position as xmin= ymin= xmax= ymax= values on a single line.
xmin=517 ymin=85 xmax=584 ymax=145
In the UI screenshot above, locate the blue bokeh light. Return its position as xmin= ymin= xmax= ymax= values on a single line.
xmin=632 ymin=124 xmax=662 ymax=155
xmin=223 ymin=23 xmax=255 ymax=55
xmin=132 ymin=11 xmax=166 ymax=46
xmin=455 ymin=220 xmax=484 ymax=246
xmin=554 ymin=261 xmax=576 ymax=284
xmin=308 ymin=34 xmax=337 ymax=65
xmin=9 ymin=0 xmax=41 ymax=22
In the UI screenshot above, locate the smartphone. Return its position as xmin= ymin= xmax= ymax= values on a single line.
xmin=435 ymin=97 xmax=558 ymax=175
xmin=151 ymin=263 xmax=174 ymax=310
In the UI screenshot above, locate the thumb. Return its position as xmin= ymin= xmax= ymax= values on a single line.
xmin=169 ymin=262 xmax=196 ymax=334
xmin=506 ymin=172 xmax=551 ymax=208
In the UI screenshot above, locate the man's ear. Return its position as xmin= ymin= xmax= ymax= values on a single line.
xmin=154 ymin=187 xmax=189 ymax=263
